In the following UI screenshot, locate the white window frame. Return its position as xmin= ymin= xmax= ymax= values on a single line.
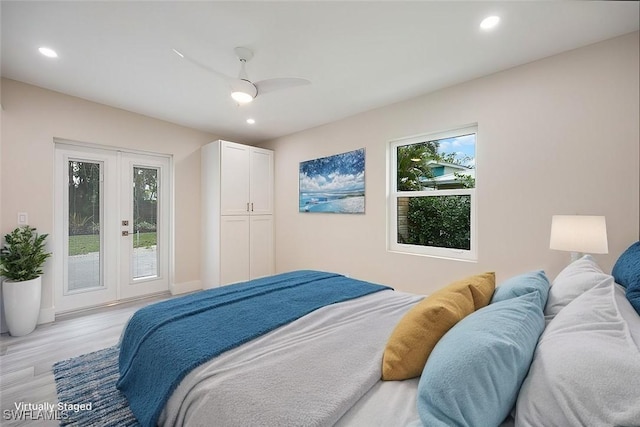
xmin=388 ymin=125 xmax=478 ymax=261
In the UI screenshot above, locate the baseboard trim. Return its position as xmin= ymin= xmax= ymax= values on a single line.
xmin=171 ymin=280 xmax=202 ymax=295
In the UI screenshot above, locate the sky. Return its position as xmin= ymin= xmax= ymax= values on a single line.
xmin=437 ymin=133 xmax=476 ymax=167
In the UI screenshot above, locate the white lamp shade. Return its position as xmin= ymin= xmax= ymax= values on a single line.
xmin=549 ymin=215 xmax=608 ymax=254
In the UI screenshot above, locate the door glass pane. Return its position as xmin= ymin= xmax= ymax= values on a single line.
xmin=132 ymin=167 xmax=159 ymax=279
xmin=68 ymin=161 xmax=102 ymax=291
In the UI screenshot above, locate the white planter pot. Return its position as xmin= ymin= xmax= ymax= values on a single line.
xmin=2 ymin=277 xmax=42 ymax=337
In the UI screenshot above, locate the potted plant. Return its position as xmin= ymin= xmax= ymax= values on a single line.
xmin=0 ymin=226 xmax=51 ymax=336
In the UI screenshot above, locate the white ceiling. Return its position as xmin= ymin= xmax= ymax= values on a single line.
xmin=2 ymin=1 xmax=638 ymax=144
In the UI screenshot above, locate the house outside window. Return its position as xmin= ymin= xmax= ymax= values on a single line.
xmin=389 ymin=125 xmax=477 ymax=261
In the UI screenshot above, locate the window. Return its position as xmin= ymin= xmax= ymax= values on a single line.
xmin=389 ymin=125 xmax=477 ymax=261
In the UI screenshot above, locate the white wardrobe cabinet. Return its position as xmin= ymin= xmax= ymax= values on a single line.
xmin=219 ymin=142 xmax=273 ymax=215
xmin=202 ymin=140 xmax=274 ymax=288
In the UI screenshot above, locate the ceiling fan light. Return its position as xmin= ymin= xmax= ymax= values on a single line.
xmin=231 ymin=79 xmax=257 ymax=104
xmin=231 ymin=91 xmax=254 ymax=104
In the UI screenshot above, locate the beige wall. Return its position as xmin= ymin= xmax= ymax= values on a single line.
xmin=0 ymin=78 xmax=217 ymax=321
xmin=262 ymin=32 xmax=640 ymax=295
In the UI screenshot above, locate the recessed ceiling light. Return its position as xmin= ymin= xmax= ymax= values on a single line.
xmin=38 ymin=47 xmax=58 ymax=58
xmin=246 ymin=118 xmax=256 ymax=125
xmin=480 ymin=16 xmax=500 ymax=30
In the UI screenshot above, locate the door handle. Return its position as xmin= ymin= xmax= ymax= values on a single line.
xmin=251 ymin=202 xmax=254 ymax=212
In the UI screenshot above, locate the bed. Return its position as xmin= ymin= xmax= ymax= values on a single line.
xmin=117 ymin=242 xmax=640 ymax=427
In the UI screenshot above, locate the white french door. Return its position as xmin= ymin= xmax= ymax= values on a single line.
xmin=54 ymin=142 xmax=171 ymax=313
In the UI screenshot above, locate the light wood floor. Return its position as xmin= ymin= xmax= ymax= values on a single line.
xmin=0 ymin=295 xmax=171 ymax=426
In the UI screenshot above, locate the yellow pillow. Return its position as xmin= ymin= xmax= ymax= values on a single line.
xmin=381 ymin=272 xmax=495 ymax=381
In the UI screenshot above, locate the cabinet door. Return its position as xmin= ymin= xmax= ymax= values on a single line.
xmin=220 ymin=216 xmax=250 ymax=285
xmin=221 ymin=142 xmax=251 ymax=215
xmin=249 ymin=148 xmax=273 ymax=215
xmin=249 ymin=215 xmax=274 ymax=280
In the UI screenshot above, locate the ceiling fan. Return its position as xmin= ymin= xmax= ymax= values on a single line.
xmin=173 ymin=47 xmax=311 ymax=104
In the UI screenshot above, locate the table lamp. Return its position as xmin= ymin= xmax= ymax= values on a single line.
xmin=549 ymin=215 xmax=608 ymax=262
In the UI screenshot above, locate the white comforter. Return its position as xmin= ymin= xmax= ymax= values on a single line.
xmin=159 ymin=289 xmax=423 ymax=427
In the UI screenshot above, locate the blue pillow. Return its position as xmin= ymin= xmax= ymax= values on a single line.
xmin=612 ymin=241 xmax=640 ymax=314
xmin=417 ymin=292 xmax=545 ymax=427
xmin=491 ymin=270 xmax=550 ymax=309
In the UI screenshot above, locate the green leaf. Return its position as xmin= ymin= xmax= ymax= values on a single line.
xmin=0 ymin=226 xmax=51 ymax=281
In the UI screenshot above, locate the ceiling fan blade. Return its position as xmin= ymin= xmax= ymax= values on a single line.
xmin=173 ymin=48 xmax=234 ymax=82
xmin=254 ymin=78 xmax=311 ymax=96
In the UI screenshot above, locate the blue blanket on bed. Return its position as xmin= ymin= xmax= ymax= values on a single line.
xmin=116 ymin=270 xmax=391 ymax=427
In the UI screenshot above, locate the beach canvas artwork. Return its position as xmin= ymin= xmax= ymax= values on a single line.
xmin=299 ymin=148 xmax=365 ymax=214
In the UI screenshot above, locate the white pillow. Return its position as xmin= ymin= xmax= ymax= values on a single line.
xmin=544 ymin=254 xmax=611 ymax=322
xmin=515 ymin=277 xmax=640 ymax=426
